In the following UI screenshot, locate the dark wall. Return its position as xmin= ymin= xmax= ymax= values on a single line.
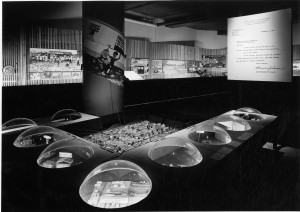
xmin=123 ymin=77 xmax=300 ymax=148
xmin=2 ymin=84 xmax=83 ymax=122
xmin=2 ymin=77 xmax=299 ymax=147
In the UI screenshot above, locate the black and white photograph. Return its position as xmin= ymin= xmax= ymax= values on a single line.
xmin=1 ymin=1 xmax=300 ymax=211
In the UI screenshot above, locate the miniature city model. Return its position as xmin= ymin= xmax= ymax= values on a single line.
xmin=87 ymin=180 xmax=151 ymax=209
xmin=85 ymin=121 xmax=177 ymax=154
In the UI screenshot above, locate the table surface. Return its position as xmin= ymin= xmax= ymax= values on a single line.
xmin=1 ymin=110 xmax=277 ymax=211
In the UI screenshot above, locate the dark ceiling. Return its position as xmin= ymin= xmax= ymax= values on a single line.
xmin=125 ymin=0 xmax=300 ymax=34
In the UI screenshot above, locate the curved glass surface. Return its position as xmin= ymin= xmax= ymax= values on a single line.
xmin=79 ymin=160 xmax=152 ymax=209
xmin=13 ymin=126 xmax=63 ymax=148
xmin=37 ymin=138 xmax=94 ymax=168
xmin=51 ymin=109 xmax=82 ymax=122
xmin=148 ymin=137 xmax=202 ymax=167
xmin=233 ymin=111 xmax=264 ymax=121
xmin=236 ymin=107 xmax=262 ymax=114
xmin=188 ymin=124 xmax=232 ymax=145
xmin=214 ymin=114 xmax=251 ymax=131
xmin=2 ymin=118 xmax=37 ymax=130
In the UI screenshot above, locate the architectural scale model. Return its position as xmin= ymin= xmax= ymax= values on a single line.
xmin=85 ymin=121 xmax=177 ymax=154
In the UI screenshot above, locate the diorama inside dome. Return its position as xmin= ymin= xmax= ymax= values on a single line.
xmin=37 ymin=137 xmax=94 ymax=168
xmin=13 ymin=126 xmax=63 ymax=148
xmin=233 ymin=111 xmax=264 ymax=122
xmin=51 ymin=109 xmax=82 ymax=122
xmin=214 ymin=114 xmax=251 ymax=131
xmin=236 ymin=107 xmax=262 ymax=114
xmin=188 ymin=123 xmax=232 ymax=145
xmin=79 ymin=160 xmax=152 ymax=209
xmin=2 ymin=118 xmax=37 ymax=131
xmin=148 ymin=137 xmax=202 ymax=167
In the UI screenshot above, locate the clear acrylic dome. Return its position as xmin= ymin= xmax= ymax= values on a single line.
xmin=148 ymin=137 xmax=202 ymax=167
xmin=236 ymin=107 xmax=262 ymax=114
xmin=233 ymin=111 xmax=265 ymax=122
xmin=79 ymin=160 xmax=152 ymax=209
xmin=188 ymin=123 xmax=232 ymax=145
xmin=214 ymin=114 xmax=251 ymax=131
xmin=37 ymin=137 xmax=94 ymax=169
xmin=2 ymin=118 xmax=37 ymax=130
xmin=13 ymin=126 xmax=63 ymax=148
xmin=51 ymin=109 xmax=82 ymax=122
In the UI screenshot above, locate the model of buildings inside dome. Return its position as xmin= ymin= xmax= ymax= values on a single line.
xmin=188 ymin=124 xmax=232 ymax=145
xmin=148 ymin=137 xmax=202 ymax=167
xmin=85 ymin=120 xmax=177 ymax=154
xmin=214 ymin=114 xmax=251 ymax=131
xmin=236 ymin=107 xmax=262 ymax=114
xmin=233 ymin=111 xmax=264 ymax=121
xmin=2 ymin=118 xmax=37 ymax=131
xmin=37 ymin=137 xmax=94 ymax=168
xmin=13 ymin=126 xmax=63 ymax=148
xmin=79 ymin=160 xmax=152 ymax=209
xmin=51 ymin=109 xmax=82 ymax=122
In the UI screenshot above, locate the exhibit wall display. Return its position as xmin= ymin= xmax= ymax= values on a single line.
xmin=152 ymin=60 xmax=163 ymax=74
xmin=29 ymin=48 xmax=82 ymax=81
xmin=202 ymin=55 xmax=226 ymax=68
xmin=162 ymin=60 xmax=187 ymax=75
xmin=83 ymin=18 xmax=126 ymax=87
xmin=227 ymin=9 xmax=292 ymax=82
xmin=293 ymin=60 xmax=300 ymax=76
xmin=131 ymin=58 xmax=149 ymax=75
xmin=82 ymin=1 xmax=125 ymax=117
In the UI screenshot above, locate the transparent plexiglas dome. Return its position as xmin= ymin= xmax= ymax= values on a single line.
xmin=51 ymin=109 xmax=82 ymax=122
xmin=13 ymin=126 xmax=63 ymax=148
xmin=188 ymin=123 xmax=232 ymax=145
xmin=79 ymin=160 xmax=152 ymax=209
xmin=214 ymin=114 xmax=251 ymax=131
xmin=233 ymin=111 xmax=264 ymax=122
xmin=148 ymin=137 xmax=202 ymax=167
xmin=236 ymin=107 xmax=262 ymax=114
xmin=2 ymin=118 xmax=37 ymax=131
xmin=37 ymin=137 xmax=94 ymax=169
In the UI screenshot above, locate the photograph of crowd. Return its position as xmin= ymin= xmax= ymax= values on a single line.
xmin=29 ymin=48 xmax=82 ymax=80
xmin=202 ymin=55 xmax=226 ymax=68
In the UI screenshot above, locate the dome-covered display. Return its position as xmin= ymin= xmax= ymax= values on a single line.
xmin=2 ymin=118 xmax=37 ymax=131
xmin=236 ymin=107 xmax=262 ymax=114
xmin=233 ymin=111 xmax=264 ymax=122
xmin=13 ymin=126 xmax=63 ymax=148
xmin=79 ymin=160 xmax=152 ymax=209
xmin=37 ymin=137 xmax=94 ymax=168
xmin=214 ymin=114 xmax=251 ymax=131
xmin=148 ymin=137 xmax=202 ymax=167
xmin=188 ymin=123 xmax=232 ymax=145
xmin=51 ymin=109 xmax=82 ymax=122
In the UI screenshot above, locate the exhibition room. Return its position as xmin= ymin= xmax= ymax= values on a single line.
xmin=2 ymin=1 xmax=300 ymax=211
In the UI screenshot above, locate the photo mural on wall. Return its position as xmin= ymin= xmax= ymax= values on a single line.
xmin=83 ymin=18 xmax=126 ymax=86
xmin=152 ymin=60 xmax=163 ymax=74
xmin=29 ymin=48 xmax=82 ymax=81
xmin=131 ymin=58 xmax=149 ymax=75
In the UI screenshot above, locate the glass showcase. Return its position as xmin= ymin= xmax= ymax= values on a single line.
xmin=214 ymin=114 xmax=251 ymax=131
xmin=37 ymin=136 xmax=94 ymax=168
xmin=236 ymin=107 xmax=262 ymax=114
xmin=188 ymin=123 xmax=232 ymax=145
xmin=51 ymin=109 xmax=82 ymax=122
xmin=233 ymin=112 xmax=264 ymax=122
xmin=148 ymin=137 xmax=202 ymax=167
xmin=79 ymin=160 xmax=152 ymax=209
xmin=13 ymin=126 xmax=62 ymax=148
xmin=2 ymin=118 xmax=37 ymax=131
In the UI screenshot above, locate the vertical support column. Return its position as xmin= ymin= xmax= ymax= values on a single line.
xmin=82 ymin=2 xmax=125 ymax=117
xmin=19 ymin=25 xmax=27 ymax=85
